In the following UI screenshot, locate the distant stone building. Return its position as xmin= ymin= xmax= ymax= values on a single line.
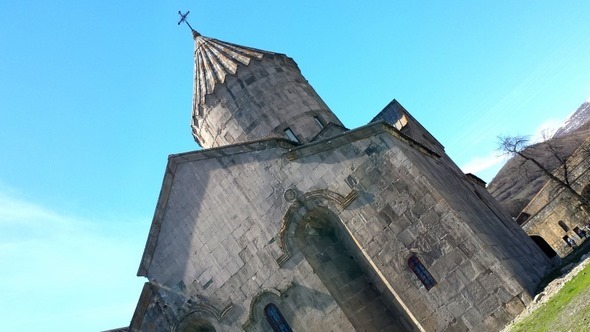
xmin=518 ymin=138 xmax=590 ymax=259
xmin=126 ymin=29 xmax=549 ymax=331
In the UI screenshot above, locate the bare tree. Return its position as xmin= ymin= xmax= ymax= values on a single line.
xmin=498 ymin=135 xmax=590 ymax=212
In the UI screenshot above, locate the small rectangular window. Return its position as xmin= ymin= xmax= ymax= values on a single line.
xmin=284 ymin=128 xmax=300 ymax=143
xmin=314 ymin=116 xmax=325 ymax=129
xmin=559 ymin=220 xmax=569 ymax=232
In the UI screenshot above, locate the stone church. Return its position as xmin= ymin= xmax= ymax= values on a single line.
xmin=126 ymin=28 xmax=551 ymax=331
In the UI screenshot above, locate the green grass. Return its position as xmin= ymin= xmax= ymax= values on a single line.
xmin=510 ymin=263 xmax=590 ymax=332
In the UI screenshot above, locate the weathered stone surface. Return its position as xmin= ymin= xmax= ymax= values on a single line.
xmin=518 ymin=139 xmax=590 ymax=258
xmin=128 ymin=31 xmax=551 ymax=332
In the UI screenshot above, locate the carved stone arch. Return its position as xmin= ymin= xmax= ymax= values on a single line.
xmin=242 ymin=285 xmax=294 ymax=330
xmin=173 ymin=301 xmax=234 ymax=332
xmin=174 ymin=315 xmax=217 ymax=332
xmin=276 ymin=189 xmax=358 ymax=266
xmin=280 ymin=193 xmax=417 ymax=331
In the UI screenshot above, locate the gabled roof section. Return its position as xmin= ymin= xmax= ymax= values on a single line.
xmin=369 ymin=98 xmax=408 ymax=130
xmin=371 ymin=99 xmax=445 ymax=154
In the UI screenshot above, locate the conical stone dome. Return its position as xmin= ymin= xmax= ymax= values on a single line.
xmin=190 ymin=31 xmax=343 ymax=148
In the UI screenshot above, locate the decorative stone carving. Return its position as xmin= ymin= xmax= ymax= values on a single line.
xmin=242 ymin=284 xmax=294 ymax=330
xmin=283 ymin=188 xmax=298 ymax=202
xmin=276 ymin=189 xmax=358 ymax=266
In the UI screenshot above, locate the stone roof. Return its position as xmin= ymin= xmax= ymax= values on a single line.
xmin=192 ymin=30 xmax=277 ymax=114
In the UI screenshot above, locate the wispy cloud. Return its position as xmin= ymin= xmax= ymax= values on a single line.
xmin=0 ymin=189 xmax=147 ymax=331
xmin=461 ymin=152 xmax=508 ymax=175
xmin=460 ymin=113 xmax=571 ymax=181
xmin=530 ymin=118 xmax=566 ymax=144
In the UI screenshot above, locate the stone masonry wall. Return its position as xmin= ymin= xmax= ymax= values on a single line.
xmin=522 ymin=169 xmax=590 ymax=257
xmin=195 ymin=55 xmax=341 ymax=148
xmin=136 ymin=124 xmax=548 ymax=331
xmin=520 ymin=142 xmax=590 ymax=258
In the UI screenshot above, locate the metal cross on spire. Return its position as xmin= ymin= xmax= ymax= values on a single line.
xmin=177 ymin=11 xmax=196 ymax=32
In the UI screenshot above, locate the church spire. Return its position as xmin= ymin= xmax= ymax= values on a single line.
xmin=192 ymin=35 xmax=270 ymax=108
xmin=187 ymin=25 xmax=342 ymax=149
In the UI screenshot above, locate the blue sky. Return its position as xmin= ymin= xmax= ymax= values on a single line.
xmin=1 ymin=1 xmax=590 ymax=330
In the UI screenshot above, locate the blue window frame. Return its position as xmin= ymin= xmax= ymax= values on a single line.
xmin=408 ymin=256 xmax=437 ymax=290
xmin=264 ymin=303 xmax=293 ymax=332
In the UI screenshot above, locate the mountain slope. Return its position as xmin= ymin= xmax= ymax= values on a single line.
xmin=554 ymin=101 xmax=590 ymax=138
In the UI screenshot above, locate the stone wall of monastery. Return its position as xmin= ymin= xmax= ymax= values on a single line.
xmin=133 ymin=124 xmax=549 ymax=331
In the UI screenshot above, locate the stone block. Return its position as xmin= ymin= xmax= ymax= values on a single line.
xmin=501 ymin=274 xmax=526 ymax=297
xmin=410 ymin=200 xmax=428 ymax=218
xmin=480 ymin=314 xmax=501 ymax=331
xmin=476 ymin=269 xmax=503 ymax=293
xmin=494 ymin=287 xmax=513 ymax=304
xmin=353 ymin=225 xmax=373 ymax=245
xmin=503 ymin=296 xmax=525 ymax=317
xmin=492 ymin=306 xmax=512 ymax=328
xmin=431 ymin=251 xmax=459 ymax=279
xmin=398 ymin=228 xmax=416 ymax=248
xmin=446 ymin=318 xmax=469 ymax=332
xmin=458 ymin=259 xmax=486 ymax=282
xmin=476 ymin=295 xmax=500 ymax=318
xmin=461 ymin=307 xmax=483 ymax=330
xmin=519 ymin=291 xmax=533 ymax=305
xmin=445 ymin=293 xmax=470 ymax=318
xmin=463 ymin=281 xmax=487 ymax=305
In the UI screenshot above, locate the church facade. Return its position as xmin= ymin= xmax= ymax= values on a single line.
xmin=127 ymin=30 xmax=550 ymax=331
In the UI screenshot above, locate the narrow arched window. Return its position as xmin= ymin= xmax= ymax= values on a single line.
xmin=408 ymin=256 xmax=437 ymax=290
xmin=558 ymin=220 xmax=569 ymax=232
xmin=264 ymin=303 xmax=293 ymax=332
